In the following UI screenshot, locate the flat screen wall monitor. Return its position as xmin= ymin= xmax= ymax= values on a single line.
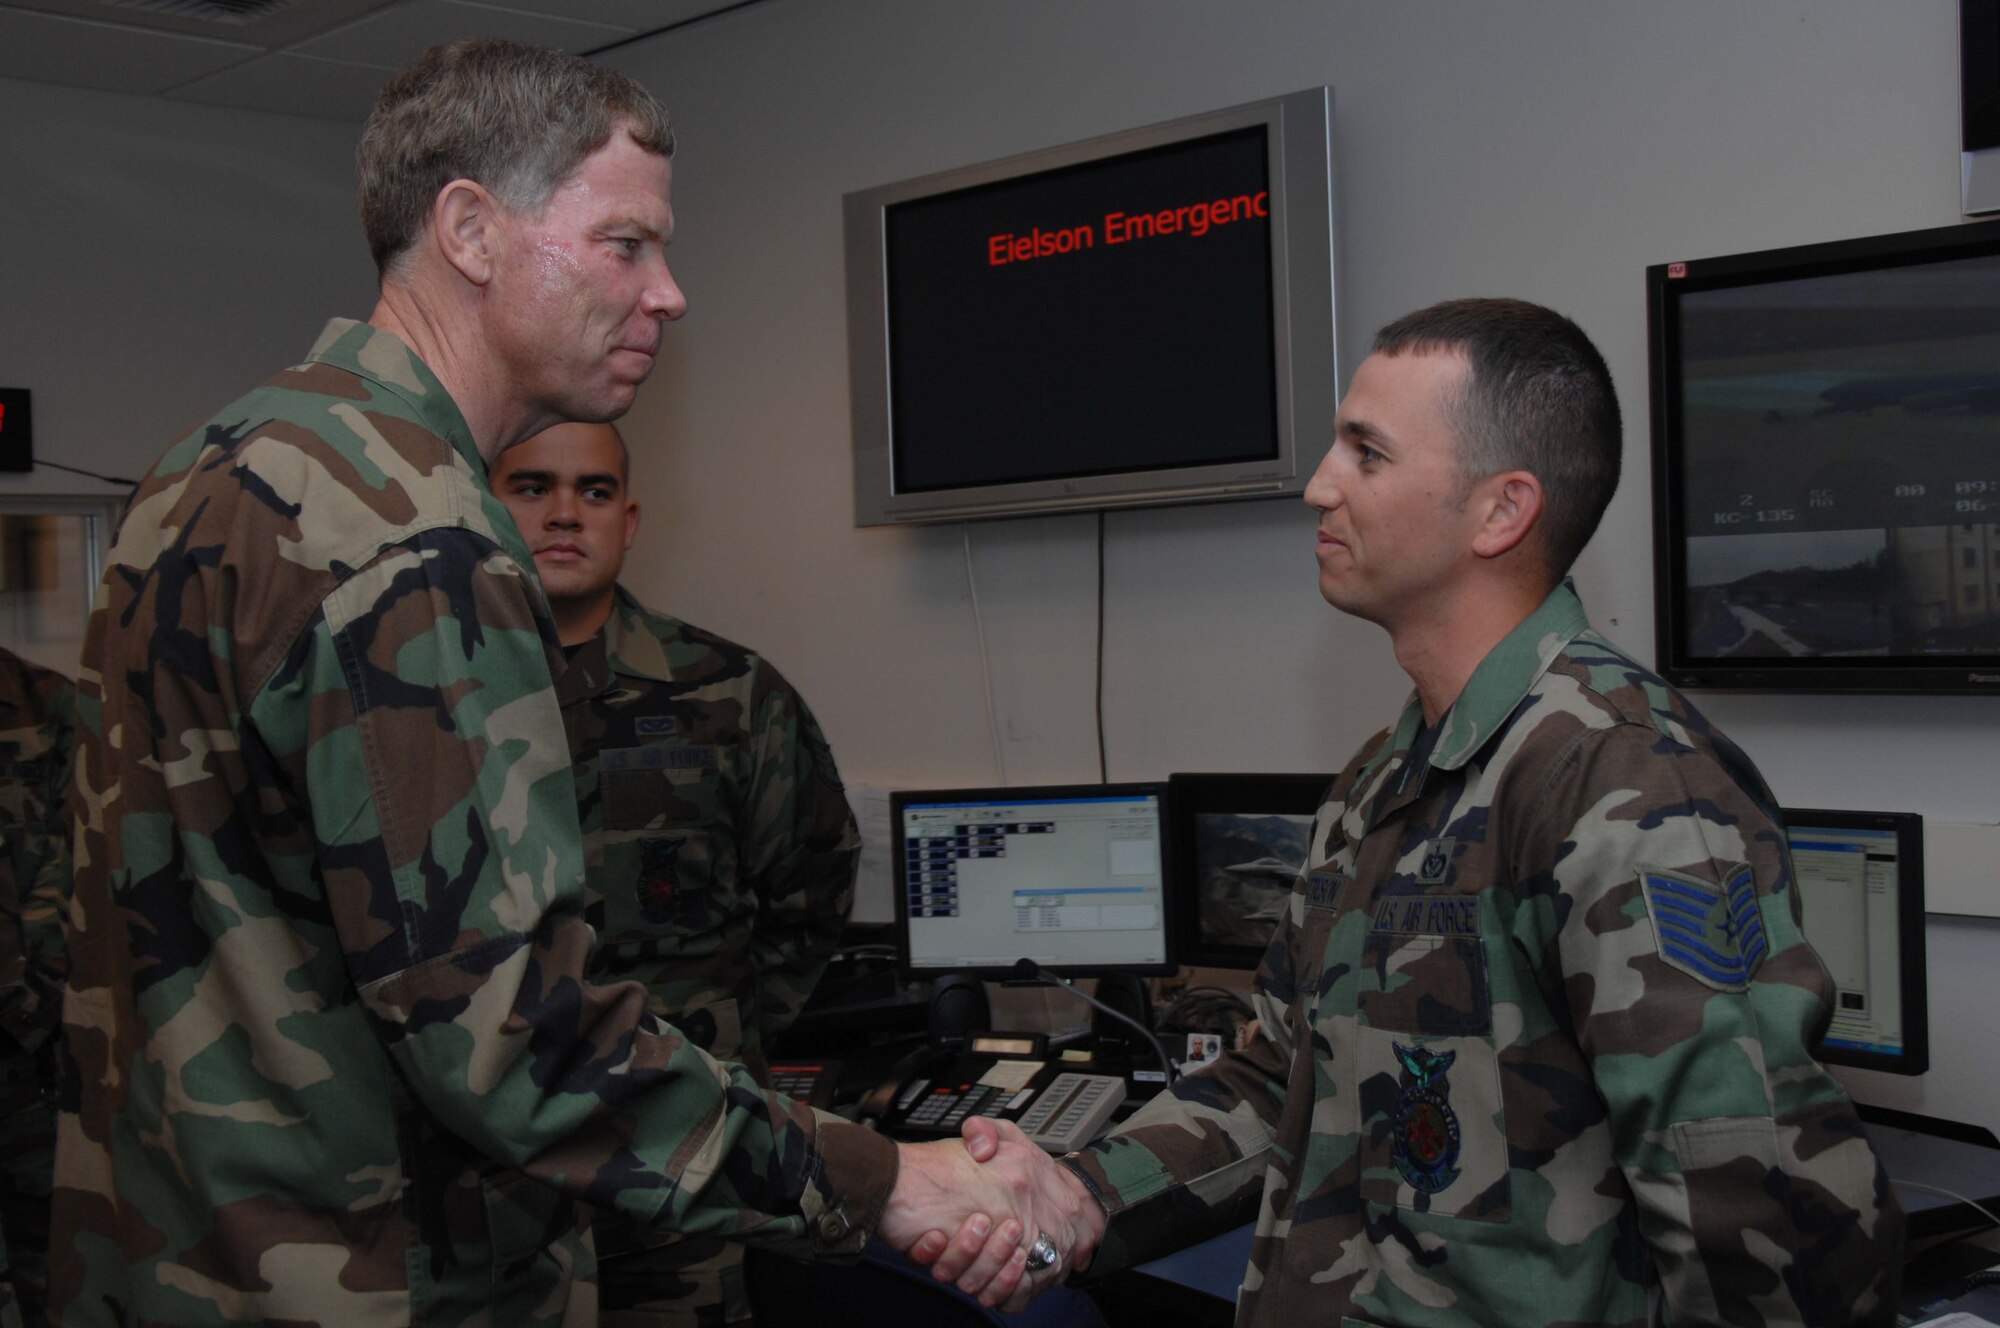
xmin=893 ymin=783 xmax=1175 ymax=980
xmin=1781 ymin=807 xmax=1928 ymax=1076
xmin=1647 ymin=217 xmax=2000 ymax=692
xmin=1167 ymin=772 xmax=1331 ymax=971
xmin=1966 ymin=0 xmax=2000 ymax=213
xmin=845 ymin=88 xmax=1337 ymax=526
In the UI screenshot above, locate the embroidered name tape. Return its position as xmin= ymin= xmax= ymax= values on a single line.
xmin=1373 ymin=895 xmax=1478 ymax=936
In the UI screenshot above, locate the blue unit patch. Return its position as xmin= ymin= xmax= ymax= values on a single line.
xmin=1640 ymin=863 xmax=1768 ymax=992
xmin=1416 ymin=836 xmax=1455 ymax=884
xmin=1391 ymin=1043 xmax=1461 ymax=1194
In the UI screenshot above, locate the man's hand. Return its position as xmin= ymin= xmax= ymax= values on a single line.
xmin=909 ymin=1117 xmax=1109 ymax=1311
xmin=878 ymin=1136 xmax=1036 ymax=1287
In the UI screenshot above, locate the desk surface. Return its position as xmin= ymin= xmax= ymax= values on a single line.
xmin=1130 ymin=1120 xmax=2000 ymax=1304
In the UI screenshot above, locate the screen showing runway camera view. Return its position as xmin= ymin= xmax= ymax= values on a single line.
xmin=1193 ymin=811 xmax=1312 ymax=951
xmin=1674 ymin=251 xmax=2000 ymax=662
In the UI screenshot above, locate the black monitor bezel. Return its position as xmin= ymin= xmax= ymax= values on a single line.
xmin=1647 ymin=216 xmax=2000 ymax=693
xmin=1167 ymin=771 xmax=1332 ymax=971
xmin=1780 ymin=806 xmax=1929 ymax=1076
xmin=891 ymin=781 xmax=1177 ymax=980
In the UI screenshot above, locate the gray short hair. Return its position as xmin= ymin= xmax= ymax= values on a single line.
xmin=357 ymin=38 xmax=675 ymax=276
xmin=1371 ymin=298 xmax=1621 ymax=578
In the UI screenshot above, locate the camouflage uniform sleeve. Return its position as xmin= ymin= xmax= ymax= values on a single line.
xmin=262 ymin=529 xmax=897 ymax=1252
xmin=0 ymin=674 xmax=74 ymax=1061
xmin=1516 ymin=721 xmax=1901 ymax=1327
xmin=1063 ymin=823 xmax=1328 ymax=1273
xmin=738 ymin=669 xmax=858 ymax=1041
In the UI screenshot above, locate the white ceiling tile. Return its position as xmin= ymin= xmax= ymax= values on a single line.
xmin=0 ymin=7 xmax=255 ymax=94
xmin=292 ymin=0 xmax=627 ymax=65
xmin=1 ymin=0 xmax=399 ymax=49
xmin=165 ymin=50 xmax=391 ymax=120
xmin=479 ymin=0 xmax=739 ymax=35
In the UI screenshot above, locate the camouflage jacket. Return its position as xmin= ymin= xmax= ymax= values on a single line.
xmin=1071 ymin=583 xmax=1902 ymax=1327
xmin=53 ymin=320 xmax=897 ymax=1328
xmin=0 ymin=647 xmax=72 ymax=1327
xmin=0 ymin=647 xmax=73 ymax=1084
xmin=560 ymin=587 xmax=858 ymax=1086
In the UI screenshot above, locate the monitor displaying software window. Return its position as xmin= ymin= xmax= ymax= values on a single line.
xmin=1783 ymin=808 xmax=1928 ymax=1075
xmin=892 ymin=783 xmax=1174 ymax=977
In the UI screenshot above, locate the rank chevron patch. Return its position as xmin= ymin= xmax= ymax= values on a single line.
xmin=1640 ymin=862 xmax=1769 ymax=992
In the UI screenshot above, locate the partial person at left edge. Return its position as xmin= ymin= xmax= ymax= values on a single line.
xmin=52 ymin=37 xmax=1082 ymax=1328
xmin=0 ymin=646 xmax=72 ymax=1328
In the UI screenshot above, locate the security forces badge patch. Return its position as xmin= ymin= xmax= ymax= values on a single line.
xmin=1639 ymin=862 xmax=1769 ymax=992
xmin=1391 ymin=1042 xmax=1462 ymax=1194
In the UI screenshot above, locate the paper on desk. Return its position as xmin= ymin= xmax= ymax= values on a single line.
xmin=848 ymin=784 xmax=896 ymax=924
xmin=1916 ymin=1313 xmax=2000 ymax=1327
xmin=978 ymin=1061 xmax=1043 ymax=1091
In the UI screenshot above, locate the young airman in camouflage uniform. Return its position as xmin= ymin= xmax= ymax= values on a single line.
xmin=945 ymin=299 xmax=1903 ymax=1325
xmin=51 ymin=38 xmax=1081 ymax=1328
xmin=493 ymin=421 xmax=861 ymax=1325
xmin=0 ymin=646 xmax=72 ymax=1326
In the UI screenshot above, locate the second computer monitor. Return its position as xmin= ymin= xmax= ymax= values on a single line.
xmin=1782 ymin=807 xmax=1929 ymax=1076
xmin=893 ymin=782 xmax=1176 ymax=979
xmin=1169 ymin=772 xmax=1333 ymax=971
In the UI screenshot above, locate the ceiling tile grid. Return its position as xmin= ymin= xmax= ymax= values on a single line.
xmin=0 ymin=0 xmax=744 ymax=120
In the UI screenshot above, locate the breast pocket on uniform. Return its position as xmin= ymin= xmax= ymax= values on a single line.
xmin=599 ymin=744 xmax=720 ymax=938
xmin=1352 ymin=893 xmax=1509 ymax=1222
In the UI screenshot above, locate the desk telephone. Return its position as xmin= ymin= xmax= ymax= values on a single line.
xmin=866 ymin=1033 xmax=1127 ymax=1153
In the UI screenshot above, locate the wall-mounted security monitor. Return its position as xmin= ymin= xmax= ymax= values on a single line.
xmin=1966 ymin=0 xmax=2000 ymax=213
xmin=1648 ymin=218 xmax=2000 ymax=692
xmin=892 ymin=783 xmax=1174 ymax=979
xmin=845 ymin=89 xmax=1337 ymax=526
xmin=1167 ymin=772 xmax=1330 ymax=970
xmin=1782 ymin=808 xmax=1928 ymax=1076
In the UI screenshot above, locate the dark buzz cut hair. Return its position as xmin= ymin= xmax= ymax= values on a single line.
xmin=1373 ymin=297 xmax=1622 ymax=578
xmin=357 ymin=38 xmax=675 ymax=275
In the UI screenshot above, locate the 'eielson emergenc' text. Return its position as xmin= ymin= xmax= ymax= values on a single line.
xmin=987 ymin=190 xmax=1269 ymax=267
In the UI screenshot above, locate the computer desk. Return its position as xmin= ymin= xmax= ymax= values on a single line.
xmin=1119 ymin=1117 xmax=2000 ymax=1316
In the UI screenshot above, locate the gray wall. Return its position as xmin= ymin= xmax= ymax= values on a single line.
xmin=0 ymin=77 xmax=378 ymax=500
xmin=596 ymin=1 xmax=2000 ymax=1130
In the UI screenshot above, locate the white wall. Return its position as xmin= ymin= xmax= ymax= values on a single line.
xmin=597 ymin=1 xmax=2000 ymax=1131
xmin=0 ymin=77 xmax=376 ymax=503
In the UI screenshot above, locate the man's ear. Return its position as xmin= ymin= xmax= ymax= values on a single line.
xmin=624 ymin=499 xmax=640 ymax=551
xmin=431 ymin=178 xmax=503 ymax=287
xmin=1469 ymin=470 xmax=1544 ymax=561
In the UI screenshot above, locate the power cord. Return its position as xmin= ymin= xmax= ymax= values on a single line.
xmin=1015 ymin=961 xmax=1176 ymax=1087
xmin=1893 ymin=1178 xmax=2000 ymax=1231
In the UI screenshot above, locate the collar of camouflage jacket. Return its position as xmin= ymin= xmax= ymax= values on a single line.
xmin=1400 ymin=578 xmax=1593 ymax=773
xmin=555 ymin=586 xmax=679 ymax=706
xmin=602 ymin=585 xmax=680 ymax=685
xmin=304 ymin=318 xmax=484 ymax=482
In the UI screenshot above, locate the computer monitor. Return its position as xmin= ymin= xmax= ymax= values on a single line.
xmin=1782 ymin=807 xmax=1929 ymax=1075
xmin=892 ymin=783 xmax=1175 ymax=979
xmin=1168 ymin=772 xmax=1332 ymax=970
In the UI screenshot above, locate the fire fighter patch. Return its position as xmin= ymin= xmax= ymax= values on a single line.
xmin=638 ymin=836 xmax=687 ymax=924
xmin=1391 ymin=1042 xmax=1462 ymax=1194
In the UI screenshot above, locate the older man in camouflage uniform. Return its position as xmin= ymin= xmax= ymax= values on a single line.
xmin=946 ymin=299 xmax=1902 ymax=1326
xmin=493 ymin=420 xmax=860 ymax=1326
xmin=0 ymin=645 xmax=72 ymax=1327
xmin=52 ymin=38 xmax=1086 ymax=1328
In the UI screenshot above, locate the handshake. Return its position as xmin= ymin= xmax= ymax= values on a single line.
xmin=881 ymin=1117 xmax=1111 ymax=1311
